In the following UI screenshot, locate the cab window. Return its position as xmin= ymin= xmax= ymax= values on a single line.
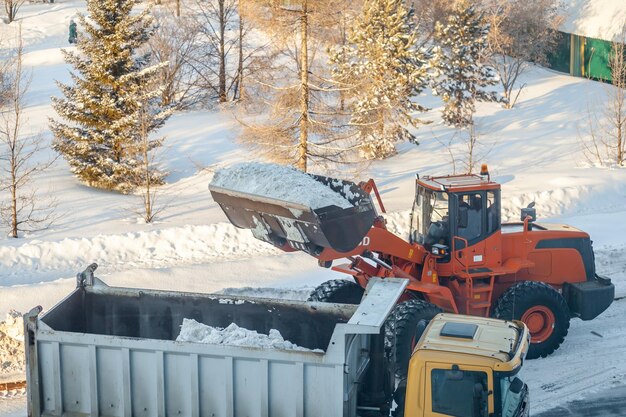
xmin=487 ymin=190 xmax=499 ymax=235
xmin=456 ymin=193 xmax=483 ymax=243
xmin=431 ymin=368 xmax=488 ymax=417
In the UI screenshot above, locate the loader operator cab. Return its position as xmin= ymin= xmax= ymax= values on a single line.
xmin=410 ymin=171 xmax=501 ymax=258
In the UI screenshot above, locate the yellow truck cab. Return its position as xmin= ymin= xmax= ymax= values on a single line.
xmin=397 ymin=313 xmax=530 ymax=417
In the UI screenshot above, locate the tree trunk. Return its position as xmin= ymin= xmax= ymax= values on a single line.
xmin=176 ymin=0 xmax=180 ymax=17
xmin=10 ymin=175 xmax=17 ymax=238
xmin=297 ymin=0 xmax=309 ymax=172
xmin=468 ymin=124 xmax=476 ymax=174
xmin=6 ymin=1 xmax=15 ymax=23
xmin=142 ymin=106 xmax=152 ymax=222
xmin=218 ymin=0 xmax=227 ymax=102
xmin=236 ymin=4 xmax=244 ymax=101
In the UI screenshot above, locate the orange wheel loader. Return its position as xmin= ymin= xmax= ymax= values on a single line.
xmin=209 ymin=164 xmax=614 ymax=376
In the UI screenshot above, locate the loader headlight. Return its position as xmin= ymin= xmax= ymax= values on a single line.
xmin=431 ymin=244 xmax=448 ymax=257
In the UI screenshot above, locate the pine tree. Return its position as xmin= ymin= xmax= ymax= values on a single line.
xmin=50 ymin=0 xmax=171 ymax=193
xmin=330 ymin=0 xmax=430 ymax=160
xmin=432 ymin=1 xmax=502 ymax=128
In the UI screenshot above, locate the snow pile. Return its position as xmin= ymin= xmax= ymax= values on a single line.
xmin=220 ymin=286 xmax=314 ymax=301
xmin=177 ymin=319 xmax=321 ymax=352
xmin=0 ymin=223 xmax=279 ymax=286
xmin=0 ymin=311 xmax=25 ymax=381
xmin=561 ymin=0 xmax=626 ymax=41
xmin=211 ymin=162 xmax=353 ymax=209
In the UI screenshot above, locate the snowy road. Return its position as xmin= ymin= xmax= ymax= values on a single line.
xmin=524 ymin=297 xmax=626 ymax=414
xmin=536 ymin=384 xmax=626 ymax=417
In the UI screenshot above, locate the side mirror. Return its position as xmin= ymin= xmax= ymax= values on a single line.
xmin=458 ymin=206 xmax=468 ymax=228
xmin=509 ymin=377 xmax=524 ymax=394
xmin=520 ymin=202 xmax=536 ymax=222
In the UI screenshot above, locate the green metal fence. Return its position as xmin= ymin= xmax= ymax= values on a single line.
xmin=584 ymin=36 xmax=613 ymax=81
xmin=548 ymin=31 xmax=617 ymax=83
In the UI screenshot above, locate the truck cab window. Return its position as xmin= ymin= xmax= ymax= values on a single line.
xmin=431 ymin=368 xmax=488 ymax=417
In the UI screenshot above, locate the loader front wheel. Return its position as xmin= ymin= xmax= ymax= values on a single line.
xmin=494 ymin=281 xmax=570 ymax=359
xmin=307 ymin=279 xmax=364 ymax=304
xmin=385 ymin=299 xmax=442 ymax=378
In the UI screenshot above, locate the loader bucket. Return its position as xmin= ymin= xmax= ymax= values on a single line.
xmin=209 ymin=174 xmax=377 ymax=254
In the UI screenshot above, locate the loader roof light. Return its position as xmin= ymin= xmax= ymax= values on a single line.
xmin=440 ymin=322 xmax=477 ymax=340
xmin=480 ymin=164 xmax=490 ymax=182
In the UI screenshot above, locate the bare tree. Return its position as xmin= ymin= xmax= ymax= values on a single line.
xmin=0 ymin=31 xmax=56 ymax=238
xmin=483 ymin=0 xmax=563 ymax=108
xmin=608 ymin=28 xmax=626 ymax=166
xmin=581 ymin=25 xmax=626 ymax=167
xmin=0 ymin=41 xmax=11 ymax=107
xmin=3 ymin=0 xmax=26 ymax=23
xmin=136 ymin=101 xmax=166 ymax=223
xmin=190 ymin=0 xmax=263 ymax=104
xmin=192 ymin=0 xmax=237 ymax=103
xmin=148 ymin=8 xmax=205 ymax=109
xmin=434 ymin=123 xmax=494 ymax=174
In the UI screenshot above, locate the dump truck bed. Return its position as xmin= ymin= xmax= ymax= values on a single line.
xmin=24 ymin=269 xmax=407 ymax=417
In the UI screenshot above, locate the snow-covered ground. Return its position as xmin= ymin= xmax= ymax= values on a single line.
xmin=1 ymin=1 xmax=625 ymax=416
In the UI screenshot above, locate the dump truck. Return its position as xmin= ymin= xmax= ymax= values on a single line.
xmin=209 ymin=163 xmax=614 ymax=376
xmin=24 ymin=265 xmax=530 ymax=417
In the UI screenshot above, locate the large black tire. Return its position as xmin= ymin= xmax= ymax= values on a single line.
xmin=385 ymin=299 xmax=442 ymax=378
xmin=493 ymin=281 xmax=570 ymax=359
xmin=307 ymin=279 xmax=365 ymax=304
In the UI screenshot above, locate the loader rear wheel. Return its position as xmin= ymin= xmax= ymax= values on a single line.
xmin=385 ymin=299 xmax=442 ymax=378
xmin=494 ymin=281 xmax=570 ymax=359
xmin=307 ymin=279 xmax=364 ymax=304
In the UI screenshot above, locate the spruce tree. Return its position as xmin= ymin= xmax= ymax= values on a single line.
xmin=330 ymin=0 xmax=430 ymax=160
xmin=50 ymin=0 xmax=170 ymax=193
xmin=432 ymin=1 xmax=502 ymax=128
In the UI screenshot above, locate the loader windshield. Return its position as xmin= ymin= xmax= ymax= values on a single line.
xmin=410 ymin=186 xmax=449 ymax=245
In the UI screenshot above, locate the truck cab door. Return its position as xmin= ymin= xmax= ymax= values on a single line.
xmin=424 ymin=363 xmax=494 ymax=417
